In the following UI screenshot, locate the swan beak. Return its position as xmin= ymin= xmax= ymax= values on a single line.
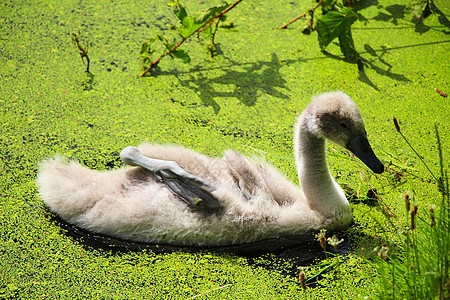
xmin=346 ymin=135 xmax=384 ymax=174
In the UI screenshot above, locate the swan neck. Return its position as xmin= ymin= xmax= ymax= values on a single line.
xmin=295 ymin=121 xmax=329 ymax=181
xmin=294 ymin=111 xmax=349 ymax=220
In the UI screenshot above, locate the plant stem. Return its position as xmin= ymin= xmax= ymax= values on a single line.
xmin=141 ymin=0 xmax=243 ymax=77
xmin=141 ymin=35 xmax=188 ymax=77
xmin=397 ymin=130 xmax=439 ymax=184
xmin=200 ymin=0 xmax=243 ymax=30
xmin=435 ymin=124 xmax=445 ymax=191
xmin=72 ymin=33 xmax=90 ymax=73
xmin=306 ymin=261 xmax=338 ymax=283
xmin=354 ymin=164 xmax=397 ymax=218
xmin=279 ymin=0 xmax=322 ymax=29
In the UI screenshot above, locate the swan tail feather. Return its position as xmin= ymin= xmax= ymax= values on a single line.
xmin=36 ymin=156 xmax=102 ymax=222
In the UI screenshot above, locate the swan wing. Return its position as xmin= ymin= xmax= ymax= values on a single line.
xmin=121 ymin=146 xmax=221 ymax=209
xmin=159 ymin=171 xmax=221 ymax=209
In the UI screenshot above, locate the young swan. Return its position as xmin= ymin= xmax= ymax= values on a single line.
xmin=37 ymin=91 xmax=383 ymax=246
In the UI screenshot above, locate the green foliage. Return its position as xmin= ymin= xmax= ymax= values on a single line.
xmin=141 ymin=0 xmax=234 ymax=75
xmin=364 ymin=124 xmax=450 ymax=299
xmin=172 ymin=48 xmax=191 ymax=63
xmin=317 ymin=7 xmax=357 ymax=49
xmin=313 ymin=1 xmax=360 ymax=63
xmin=179 ymin=2 xmax=229 ymax=37
xmin=281 ymin=0 xmax=361 ymax=64
xmin=140 ymin=36 xmax=157 ymax=67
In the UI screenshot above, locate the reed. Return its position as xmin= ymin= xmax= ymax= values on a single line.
xmin=368 ymin=120 xmax=449 ymax=299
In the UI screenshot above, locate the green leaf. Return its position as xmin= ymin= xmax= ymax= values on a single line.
xmin=141 ymin=39 xmax=157 ymax=68
xmin=322 ymin=0 xmax=338 ymax=12
xmin=140 ymin=37 xmax=157 ymax=58
xmin=176 ymin=3 xmax=231 ymax=38
xmin=174 ymin=5 xmax=187 ymax=22
xmin=172 ymin=49 xmax=191 ymax=63
xmin=179 ymin=16 xmax=202 ymax=37
xmin=338 ymin=26 xmax=360 ymax=63
xmin=140 ymin=42 xmax=149 ymax=56
xmin=316 ymin=7 xmax=357 ymax=50
xmin=195 ymin=3 xmax=230 ymax=24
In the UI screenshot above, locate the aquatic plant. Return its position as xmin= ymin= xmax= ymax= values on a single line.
xmin=139 ymin=0 xmax=439 ymax=76
xmin=365 ymin=120 xmax=449 ymax=299
xmin=327 ymin=235 xmax=344 ymax=251
xmin=280 ymin=0 xmax=361 ymax=67
xmin=72 ymin=31 xmax=90 ymax=73
xmin=279 ymin=0 xmax=437 ymax=69
xmin=140 ymin=0 xmax=241 ymax=76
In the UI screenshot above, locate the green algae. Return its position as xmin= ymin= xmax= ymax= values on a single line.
xmin=1 ymin=0 xmax=449 ymax=298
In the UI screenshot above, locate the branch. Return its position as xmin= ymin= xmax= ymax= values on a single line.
xmin=141 ymin=0 xmax=243 ymax=77
xmin=141 ymin=35 xmax=189 ymax=77
xmin=279 ymin=0 xmax=322 ymax=30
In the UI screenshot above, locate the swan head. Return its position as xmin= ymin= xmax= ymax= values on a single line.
xmin=305 ymin=91 xmax=384 ymax=174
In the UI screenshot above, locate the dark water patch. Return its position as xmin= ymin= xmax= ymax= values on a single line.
xmin=49 ymin=211 xmax=320 ymax=255
xmin=130 ymin=20 xmax=151 ymax=29
xmin=47 ymin=211 xmax=359 ymax=283
xmin=81 ymin=155 xmax=123 ymax=170
xmin=182 ymin=115 xmax=293 ymax=147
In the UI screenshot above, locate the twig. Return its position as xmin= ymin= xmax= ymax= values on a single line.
xmin=72 ymin=32 xmax=90 ymax=73
xmin=211 ymin=19 xmax=220 ymax=42
xmin=351 ymin=156 xmax=397 ymax=218
xmin=189 ymin=283 xmax=233 ymax=299
xmin=279 ymin=0 xmax=323 ymax=29
xmin=141 ymin=0 xmax=243 ymax=77
xmin=365 ymin=177 xmax=396 ymax=218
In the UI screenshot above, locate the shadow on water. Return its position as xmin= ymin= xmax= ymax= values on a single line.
xmin=321 ymin=47 xmax=410 ymax=91
xmin=146 ymin=8 xmax=449 ymax=106
xmin=429 ymin=0 xmax=450 ymax=31
xmin=323 ymin=1 xmax=450 ymax=89
xmin=372 ymin=4 xmax=407 ymax=25
xmin=379 ymin=3 xmax=450 ymax=34
xmin=353 ymin=0 xmax=450 ymax=34
xmin=81 ymin=72 xmax=95 ymax=91
xmin=151 ymin=37 xmax=445 ymax=104
xmin=324 ymin=39 xmax=449 ymax=90
xmin=48 ymin=212 xmax=376 ymax=281
xmin=152 ymin=47 xmax=408 ymax=111
xmin=153 ymin=53 xmax=292 ymax=113
xmin=139 ymin=1 xmax=450 ymax=106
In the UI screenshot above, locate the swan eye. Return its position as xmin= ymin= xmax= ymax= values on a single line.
xmin=340 ymin=123 xmax=348 ymax=129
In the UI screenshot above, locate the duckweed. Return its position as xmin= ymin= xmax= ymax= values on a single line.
xmin=1 ymin=0 xmax=449 ymax=298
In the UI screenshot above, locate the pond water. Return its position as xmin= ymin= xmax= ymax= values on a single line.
xmin=1 ymin=0 xmax=449 ymax=298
